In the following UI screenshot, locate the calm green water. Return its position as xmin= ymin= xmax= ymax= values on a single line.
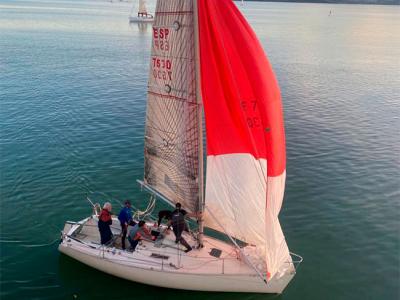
xmin=1 ymin=0 xmax=399 ymax=299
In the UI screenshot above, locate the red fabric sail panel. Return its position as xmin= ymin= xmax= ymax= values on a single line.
xmin=198 ymin=0 xmax=286 ymax=176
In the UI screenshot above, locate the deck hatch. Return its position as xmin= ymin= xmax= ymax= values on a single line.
xmin=209 ymin=248 xmax=222 ymax=258
xmin=150 ymin=253 xmax=169 ymax=260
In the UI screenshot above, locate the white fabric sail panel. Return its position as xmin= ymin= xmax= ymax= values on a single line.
xmin=204 ymin=153 xmax=291 ymax=278
xmin=144 ymin=0 xmax=200 ymax=213
xmin=265 ymin=172 xmax=292 ymax=278
xmin=204 ymin=154 xmax=267 ymax=246
xmin=138 ymin=0 xmax=147 ymax=14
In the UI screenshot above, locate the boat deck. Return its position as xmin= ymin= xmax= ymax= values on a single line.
xmin=65 ymin=216 xmax=260 ymax=276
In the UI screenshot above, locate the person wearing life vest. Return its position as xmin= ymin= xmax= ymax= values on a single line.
xmin=98 ymin=202 xmax=113 ymax=245
xmin=170 ymin=203 xmax=194 ymax=253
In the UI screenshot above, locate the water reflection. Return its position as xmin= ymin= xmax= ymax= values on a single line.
xmin=129 ymin=21 xmax=151 ymax=34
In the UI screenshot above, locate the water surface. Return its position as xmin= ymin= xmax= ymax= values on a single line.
xmin=1 ymin=1 xmax=399 ymax=299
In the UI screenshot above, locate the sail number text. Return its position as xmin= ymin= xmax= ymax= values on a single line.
xmin=241 ymin=100 xmax=261 ymax=128
xmin=153 ymin=28 xmax=170 ymax=51
xmin=152 ymin=58 xmax=172 ymax=80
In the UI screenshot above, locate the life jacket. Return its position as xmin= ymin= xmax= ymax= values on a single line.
xmin=99 ymin=209 xmax=111 ymax=222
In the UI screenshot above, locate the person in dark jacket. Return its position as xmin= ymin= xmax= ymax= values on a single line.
xmin=98 ymin=202 xmax=113 ymax=245
xmin=157 ymin=209 xmax=172 ymax=228
xmin=118 ymin=200 xmax=136 ymax=250
xmin=170 ymin=203 xmax=194 ymax=253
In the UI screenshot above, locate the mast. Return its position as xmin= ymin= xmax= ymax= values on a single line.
xmin=193 ymin=0 xmax=205 ymax=247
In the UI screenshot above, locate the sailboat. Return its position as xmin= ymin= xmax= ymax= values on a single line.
xmin=59 ymin=0 xmax=302 ymax=294
xmin=129 ymin=0 xmax=154 ymax=23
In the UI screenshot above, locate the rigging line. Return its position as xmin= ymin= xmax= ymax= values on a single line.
xmin=134 ymin=195 xmax=156 ymax=219
xmin=146 ymin=150 xmax=195 ymax=176
xmin=151 ymin=103 xmax=193 ymax=138
xmin=158 ymin=137 xmax=198 ymax=162
xmin=144 ymin=126 xmax=177 ymax=135
xmin=209 ymin=155 xmax=247 ymax=242
xmin=205 ymin=207 xmax=269 ymax=286
xmin=172 ymin=258 xmax=221 ymax=271
xmin=148 ymin=99 xmax=193 ymax=135
xmin=205 ymin=159 xmax=270 ymax=274
xmin=145 ymin=147 xmax=199 ymax=187
xmin=145 ymin=118 xmax=197 ymax=152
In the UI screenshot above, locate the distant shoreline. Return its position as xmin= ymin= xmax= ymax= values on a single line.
xmin=235 ymin=0 xmax=400 ymax=5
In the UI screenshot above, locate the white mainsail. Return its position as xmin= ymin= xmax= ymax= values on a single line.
xmin=143 ymin=0 xmax=201 ymax=213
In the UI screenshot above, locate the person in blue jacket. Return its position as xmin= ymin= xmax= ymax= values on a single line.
xmin=118 ymin=200 xmax=136 ymax=250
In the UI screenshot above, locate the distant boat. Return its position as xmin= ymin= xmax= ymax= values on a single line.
xmin=59 ymin=0 xmax=302 ymax=294
xmin=129 ymin=0 xmax=154 ymax=23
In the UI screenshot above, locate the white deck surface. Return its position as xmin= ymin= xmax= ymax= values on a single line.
xmin=59 ymin=216 xmax=295 ymax=293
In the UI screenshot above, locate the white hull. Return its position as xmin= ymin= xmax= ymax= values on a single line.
xmin=58 ymin=217 xmax=297 ymax=293
xmin=129 ymin=16 xmax=154 ymax=23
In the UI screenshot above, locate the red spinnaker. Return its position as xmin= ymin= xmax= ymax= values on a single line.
xmin=198 ymin=0 xmax=286 ymax=177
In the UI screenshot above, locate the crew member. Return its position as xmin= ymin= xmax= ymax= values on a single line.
xmin=128 ymin=221 xmax=151 ymax=251
xmin=118 ymin=200 xmax=136 ymax=250
xmin=98 ymin=202 xmax=113 ymax=245
xmin=170 ymin=203 xmax=195 ymax=253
